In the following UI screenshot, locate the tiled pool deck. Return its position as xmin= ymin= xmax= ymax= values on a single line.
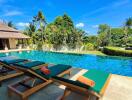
xmin=0 ymin=68 xmax=132 ymax=100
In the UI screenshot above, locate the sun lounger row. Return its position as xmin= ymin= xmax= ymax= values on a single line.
xmin=0 ymin=56 xmax=111 ymax=100
xmin=0 ymin=56 xmax=47 ymax=85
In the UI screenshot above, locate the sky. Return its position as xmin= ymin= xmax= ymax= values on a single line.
xmin=0 ymin=0 xmax=132 ymax=35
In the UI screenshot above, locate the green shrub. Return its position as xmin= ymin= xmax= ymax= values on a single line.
xmin=103 ymin=47 xmax=132 ymax=57
xmin=83 ymin=43 xmax=95 ymax=51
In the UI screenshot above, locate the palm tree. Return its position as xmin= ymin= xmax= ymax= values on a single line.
xmin=125 ymin=17 xmax=132 ymax=29
xmin=24 ymin=22 xmax=36 ymax=44
xmin=7 ymin=21 xmax=16 ymax=29
xmin=37 ymin=11 xmax=47 ymax=43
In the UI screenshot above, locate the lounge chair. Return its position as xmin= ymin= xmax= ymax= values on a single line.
xmin=0 ymin=56 xmax=47 ymax=86
xmin=8 ymin=64 xmax=72 ymax=100
xmin=0 ymin=56 xmax=27 ymax=86
xmin=14 ymin=60 xmax=48 ymax=70
xmin=51 ymin=69 xmax=111 ymax=100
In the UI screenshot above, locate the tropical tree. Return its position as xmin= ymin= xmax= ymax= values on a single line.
xmin=44 ymin=14 xmax=84 ymax=50
xmin=37 ymin=11 xmax=47 ymax=43
xmin=124 ymin=17 xmax=132 ymax=46
xmin=6 ymin=21 xmax=16 ymax=29
xmin=83 ymin=35 xmax=97 ymax=44
xmin=125 ymin=17 xmax=132 ymax=29
xmin=23 ymin=10 xmax=132 ymax=51
xmin=23 ymin=22 xmax=37 ymax=44
xmin=97 ymin=24 xmax=111 ymax=46
xmin=110 ymin=28 xmax=125 ymax=46
xmin=98 ymin=24 xmax=110 ymax=34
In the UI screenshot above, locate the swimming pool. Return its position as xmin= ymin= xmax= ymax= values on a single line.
xmin=0 ymin=50 xmax=132 ymax=77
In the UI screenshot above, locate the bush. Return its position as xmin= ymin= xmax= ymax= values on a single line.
xmin=103 ymin=47 xmax=132 ymax=57
xmin=83 ymin=43 xmax=95 ymax=51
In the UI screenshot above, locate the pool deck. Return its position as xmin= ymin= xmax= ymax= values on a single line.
xmin=0 ymin=68 xmax=132 ymax=100
xmin=0 ymin=48 xmax=31 ymax=53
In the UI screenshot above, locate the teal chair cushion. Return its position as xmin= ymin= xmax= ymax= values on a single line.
xmin=83 ymin=69 xmax=110 ymax=93
xmin=35 ymin=64 xmax=71 ymax=79
xmin=52 ymin=69 xmax=110 ymax=94
xmin=1 ymin=59 xmax=27 ymax=64
xmin=14 ymin=61 xmax=45 ymax=69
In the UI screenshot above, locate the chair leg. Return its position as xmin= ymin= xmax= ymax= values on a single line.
xmin=96 ymin=96 xmax=99 ymax=100
xmin=0 ymin=81 xmax=2 ymax=87
xmin=8 ymin=88 xmax=13 ymax=97
xmin=22 ymin=97 xmax=28 ymax=100
xmin=68 ymin=71 xmax=71 ymax=77
xmin=31 ymin=79 xmax=36 ymax=87
xmin=84 ymin=95 xmax=90 ymax=100
xmin=60 ymin=87 xmax=71 ymax=100
xmin=86 ymin=94 xmax=99 ymax=100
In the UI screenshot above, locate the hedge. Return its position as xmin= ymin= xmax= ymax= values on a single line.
xmin=103 ymin=47 xmax=132 ymax=57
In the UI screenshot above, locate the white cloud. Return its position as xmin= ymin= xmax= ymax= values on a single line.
xmin=4 ymin=10 xmax=22 ymax=16
xmin=92 ymin=25 xmax=99 ymax=28
xmin=82 ymin=0 xmax=130 ymax=17
xmin=113 ymin=0 xmax=130 ymax=7
xmin=76 ymin=23 xmax=85 ymax=28
xmin=17 ymin=22 xmax=29 ymax=27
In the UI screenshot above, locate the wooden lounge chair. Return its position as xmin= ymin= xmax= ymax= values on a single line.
xmin=8 ymin=64 xmax=72 ymax=100
xmin=51 ymin=69 xmax=111 ymax=100
xmin=0 ymin=56 xmax=48 ymax=86
xmin=0 ymin=56 xmax=27 ymax=86
xmin=13 ymin=60 xmax=48 ymax=70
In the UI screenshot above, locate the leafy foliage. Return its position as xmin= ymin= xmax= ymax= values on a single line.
xmin=97 ymin=20 xmax=132 ymax=47
xmin=83 ymin=43 xmax=95 ymax=51
xmin=6 ymin=21 xmax=16 ymax=29
xmin=24 ymin=11 xmax=84 ymax=50
xmin=23 ymin=11 xmax=132 ymax=52
xmin=98 ymin=24 xmax=110 ymax=34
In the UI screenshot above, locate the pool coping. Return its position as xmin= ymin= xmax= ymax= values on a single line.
xmin=0 ymin=49 xmax=31 ymax=53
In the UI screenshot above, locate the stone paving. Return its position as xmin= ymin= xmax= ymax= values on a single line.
xmin=0 ymin=68 xmax=132 ymax=100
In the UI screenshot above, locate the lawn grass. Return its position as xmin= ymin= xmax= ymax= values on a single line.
xmin=81 ymin=50 xmax=106 ymax=56
xmin=53 ymin=50 xmax=106 ymax=56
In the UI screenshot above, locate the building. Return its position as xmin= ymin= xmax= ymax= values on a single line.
xmin=0 ymin=22 xmax=30 ymax=50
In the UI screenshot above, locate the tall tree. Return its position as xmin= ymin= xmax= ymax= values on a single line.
xmin=124 ymin=17 xmax=132 ymax=45
xmin=36 ymin=11 xmax=47 ymax=43
xmin=7 ymin=21 xmax=16 ymax=29
xmin=110 ymin=28 xmax=125 ymax=46
xmin=23 ymin=22 xmax=36 ymax=44
xmin=45 ymin=14 xmax=84 ymax=50
xmin=98 ymin=24 xmax=110 ymax=34
xmin=97 ymin=24 xmax=111 ymax=46
xmin=63 ymin=14 xmax=74 ymax=28
xmin=125 ymin=17 xmax=132 ymax=29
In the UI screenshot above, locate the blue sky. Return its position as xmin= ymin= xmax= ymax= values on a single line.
xmin=0 ymin=0 xmax=132 ymax=35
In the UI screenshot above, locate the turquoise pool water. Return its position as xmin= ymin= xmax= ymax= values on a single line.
xmin=0 ymin=50 xmax=132 ymax=77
